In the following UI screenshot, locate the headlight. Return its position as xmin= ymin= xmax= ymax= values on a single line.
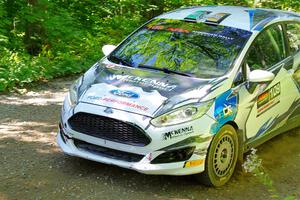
xmin=67 ymin=62 xmax=99 ymax=107
xmin=68 ymin=77 xmax=82 ymax=107
xmin=150 ymin=100 xmax=213 ymax=127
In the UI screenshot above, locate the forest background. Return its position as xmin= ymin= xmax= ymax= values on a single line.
xmin=0 ymin=0 xmax=299 ymax=92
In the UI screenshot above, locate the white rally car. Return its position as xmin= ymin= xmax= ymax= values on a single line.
xmin=57 ymin=6 xmax=300 ymax=186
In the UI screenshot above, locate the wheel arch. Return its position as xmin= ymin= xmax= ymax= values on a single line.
xmin=225 ymin=121 xmax=239 ymax=131
xmin=223 ymin=121 xmax=244 ymax=165
xmin=210 ymin=121 xmax=245 ymax=164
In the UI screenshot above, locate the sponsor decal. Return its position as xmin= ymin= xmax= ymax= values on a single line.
xmin=214 ymin=90 xmax=238 ymax=121
xmin=110 ymin=89 xmax=139 ymax=99
xmin=223 ymin=105 xmax=233 ymax=117
xmin=193 ymin=31 xmax=234 ymax=41
xmin=184 ymin=160 xmax=204 ymax=168
xmin=167 ymin=27 xmax=189 ymax=33
xmin=257 ymin=82 xmax=280 ymax=116
xmin=147 ymin=25 xmax=164 ymax=30
xmin=163 ymin=126 xmax=194 ymax=140
xmin=212 ymin=89 xmax=238 ymax=134
xmin=87 ymin=96 xmax=148 ymax=111
xmin=148 ymin=25 xmax=189 ymax=33
xmin=107 ymin=74 xmax=177 ymax=91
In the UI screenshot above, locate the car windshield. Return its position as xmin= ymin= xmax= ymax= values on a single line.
xmin=109 ymin=19 xmax=252 ymax=79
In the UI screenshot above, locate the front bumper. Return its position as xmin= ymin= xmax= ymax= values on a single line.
xmin=58 ymin=100 xmax=214 ymax=175
xmin=57 ymin=129 xmax=207 ymax=175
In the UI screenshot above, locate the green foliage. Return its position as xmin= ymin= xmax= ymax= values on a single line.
xmin=0 ymin=0 xmax=299 ymax=92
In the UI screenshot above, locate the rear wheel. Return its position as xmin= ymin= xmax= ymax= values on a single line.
xmin=196 ymin=124 xmax=239 ymax=186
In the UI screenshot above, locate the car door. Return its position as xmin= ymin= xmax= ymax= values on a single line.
xmin=236 ymin=23 xmax=300 ymax=140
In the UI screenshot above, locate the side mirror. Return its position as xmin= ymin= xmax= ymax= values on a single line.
xmin=102 ymin=44 xmax=116 ymax=56
xmin=248 ymin=69 xmax=275 ymax=83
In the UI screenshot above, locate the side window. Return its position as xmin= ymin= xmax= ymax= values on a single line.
xmin=245 ymin=24 xmax=286 ymax=70
xmin=286 ymin=23 xmax=300 ymax=54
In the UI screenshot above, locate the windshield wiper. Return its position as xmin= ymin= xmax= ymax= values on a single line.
xmin=109 ymin=55 xmax=133 ymax=67
xmin=138 ymin=64 xmax=193 ymax=77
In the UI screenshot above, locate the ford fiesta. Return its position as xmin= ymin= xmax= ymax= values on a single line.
xmin=57 ymin=6 xmax=300 ymax=186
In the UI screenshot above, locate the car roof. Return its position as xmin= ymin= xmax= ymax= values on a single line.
xmin=157 ymin=6 xmax=300 ymax=32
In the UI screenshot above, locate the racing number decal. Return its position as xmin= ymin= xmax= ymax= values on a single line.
xmin=257 ymin=82 xmax=281 ymax=116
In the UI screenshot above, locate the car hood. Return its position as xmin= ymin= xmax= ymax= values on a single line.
xmin=79 ymin=63 xmax=222 ymax=117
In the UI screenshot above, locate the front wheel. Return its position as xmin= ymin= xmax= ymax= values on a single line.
xmin=196 ymin=124 xmax=239 ymax=186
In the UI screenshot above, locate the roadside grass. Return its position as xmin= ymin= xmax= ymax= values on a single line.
xmin=243 ymin=148 xmax=296 ymax=200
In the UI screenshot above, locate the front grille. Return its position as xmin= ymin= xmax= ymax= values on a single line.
xmin=68 ymin=112 xmax=151 ymax=146
xmin=74 ymin=139 xmax=144 ymax=162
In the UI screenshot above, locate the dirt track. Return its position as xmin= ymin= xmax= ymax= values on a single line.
xmin=0 ymin=77 xmax=299 ymax=200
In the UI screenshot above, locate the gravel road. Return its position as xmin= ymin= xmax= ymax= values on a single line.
xmin=0 ymin=77 xmax=299 ymax=200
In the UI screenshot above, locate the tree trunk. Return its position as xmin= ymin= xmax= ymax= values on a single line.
xmin=24 ymin=0 xmax=45 ymax=55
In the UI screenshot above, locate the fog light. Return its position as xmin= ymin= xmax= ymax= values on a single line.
xmin=151 ymin=146 xmax=195 ymax=164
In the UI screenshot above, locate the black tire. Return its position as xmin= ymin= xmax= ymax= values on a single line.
xmin=195 ymin=124 xmax=239 ymax=187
